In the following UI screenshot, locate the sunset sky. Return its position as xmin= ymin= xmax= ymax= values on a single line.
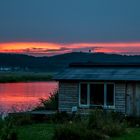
xmin=0 ymin=0 xmax=140 ymax=56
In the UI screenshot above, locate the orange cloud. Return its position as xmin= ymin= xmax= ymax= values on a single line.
xmin=0 ymin=42 xmax=61 ymax=50
xmin=0 ymin=42 xmax=140 ymax=56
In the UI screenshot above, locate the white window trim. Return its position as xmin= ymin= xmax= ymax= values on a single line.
xmin=78 ymin=82 xmax=89 ymax=108
xmin=79 ymin=82 xmax=115 ymax=109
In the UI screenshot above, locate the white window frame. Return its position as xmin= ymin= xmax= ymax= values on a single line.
xmin=79 ymin=82 xmax=89 ymax=108
xmin=79 ymin=82 xmax=115 ymax=109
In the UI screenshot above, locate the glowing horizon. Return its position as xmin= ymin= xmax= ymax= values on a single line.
xmin=0 ymin=42 xmax=140 ymax=56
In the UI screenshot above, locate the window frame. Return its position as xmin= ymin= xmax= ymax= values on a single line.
xmin=79 ymin=82 xmax=115 ymax=109
xmin=79 ymin=82 xmax=89 ymax=108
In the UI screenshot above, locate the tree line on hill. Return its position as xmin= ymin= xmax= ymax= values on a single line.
xmin=0 ymin=52 xmax=140 ymax=72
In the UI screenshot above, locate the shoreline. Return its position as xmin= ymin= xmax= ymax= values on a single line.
xmin=0 ymin=71 xmax=54 ymax=83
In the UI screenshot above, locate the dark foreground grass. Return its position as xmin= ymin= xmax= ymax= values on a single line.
xmin=18 ymin=123 xmax=56 ymax=140
xmin=0 ymin=72 xmax=53 ymax=82
xmin=111 ymin=128 xmax=140 ymax=140
xmin=17 ymin=123 xmax=140 ymax=140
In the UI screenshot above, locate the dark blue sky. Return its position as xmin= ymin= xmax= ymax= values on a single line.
xmin=0 ymin=0 xmax=140 ymax=43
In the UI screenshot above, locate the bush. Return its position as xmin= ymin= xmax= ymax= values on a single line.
xmin=53 ymin=109 xmax=127 ymax=140
xmin=102 ymin=122 xmax=126 ymax=137
xmin=34 ymin=90 xmax=58 ymax=111
xmin=53 ymin=123 xmax=82 ymax=140
xmin=88 ymin=109 xmax=105 ymax=129
xmin=88 ymin=109 xmax=127 ymax=137
xmin=53 ymin=123 xmax=104 ymax=140
xmin=50 ymin=111 xmax=82 ymax=123
xmin=51 ymin=112 xmax=70 ymax=123
xmin=0 ymin=119 xmax=18 ymax=140
xmin=126 ymin=116 xmax=140 ymax=127
xmin=7 ymin=113 xmax=33 ymax=126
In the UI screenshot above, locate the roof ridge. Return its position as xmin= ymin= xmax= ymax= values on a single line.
xmin=69 ymin=62 xmax=140 ymax=68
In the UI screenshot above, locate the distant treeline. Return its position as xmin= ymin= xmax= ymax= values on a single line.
xmin=0 ymin=52 xmax=140 ymax=72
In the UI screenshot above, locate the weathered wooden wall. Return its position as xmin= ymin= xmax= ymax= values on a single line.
xmin=136 ymin=84 xmax=140 ymax=116
xmin=126 ymin=83 xmax=140 ymax=116
xmin=59 ymin=82 xmax=79 ymax=112
xmin=115 ymin=83 xmax=126 ymax=113
xmin=126 ymin=83 xmax=133 ymax=116
xmin=59 ymin=82 xmax=140 ymax=116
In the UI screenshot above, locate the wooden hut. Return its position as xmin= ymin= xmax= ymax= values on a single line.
xmin=54 ymin=63 xmax=140 ymax=116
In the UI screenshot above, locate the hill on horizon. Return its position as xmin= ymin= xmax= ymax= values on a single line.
xmin=0 ymin=52 xmax=140 ymax=72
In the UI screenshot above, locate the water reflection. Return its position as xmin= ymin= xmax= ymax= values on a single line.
xmin=0 ymin=82 xmax=58 ymax=113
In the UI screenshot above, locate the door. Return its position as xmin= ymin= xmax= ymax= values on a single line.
xmin=126 ymin=84 xmax=133 ymax=116
xmin=136 ymin=84 xmax=140 ymax=116
xmin=126 ymin=83 xmax=140 ymax=116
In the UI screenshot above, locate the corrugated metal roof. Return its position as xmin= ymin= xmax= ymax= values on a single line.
xmin=54 ymin=67 xmax=140 ymax=81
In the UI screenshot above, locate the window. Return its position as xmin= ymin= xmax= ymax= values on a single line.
xmin=80 ymin=83 xmax=88 ymax=105
xmin=90 ymin=84 xmax=104 ymax=105
xmin=79 ymin=83 xmax=115 ymax=107
xmin=106 ymin=84 xmax=114 ymax=106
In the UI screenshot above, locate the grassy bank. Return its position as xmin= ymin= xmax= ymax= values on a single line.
xmin=0 ymin=72 xmax=53 ymax=83
xmin=1 ymin=111 xmax=140 ymax=140
xmin=18 ymin=123 xmax=55 ymax=140
xmin=112 ymin=128 xmax=140 ymax=140
xmin=17 ymin=123 xmax=140 ymax=140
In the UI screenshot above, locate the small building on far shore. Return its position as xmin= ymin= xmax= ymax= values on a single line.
xmin=54 ymin=62 xmax=140 ymax=116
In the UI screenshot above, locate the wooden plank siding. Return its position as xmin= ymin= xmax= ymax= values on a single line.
xmin=136 ymin=84 xmax=140 ymax=116
xmin=55 ymin=63 xmax=140 ymax=116
xmin=126 ymin=83 xmax=133 ymax=116
xmin=115 ymin=83 xmax=126 ymax=113
xmin=59 ymin=82 xmax=128 ymax=114
xmin=59 ymin=82 xmax=79 ymax=112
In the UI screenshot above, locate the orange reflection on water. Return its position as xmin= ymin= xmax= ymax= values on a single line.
xmin=0 ymin=82 xmax=58 ymax=112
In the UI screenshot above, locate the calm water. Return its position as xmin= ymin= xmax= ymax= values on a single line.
xmin=0 ymin=82 xmax=58 ymax=113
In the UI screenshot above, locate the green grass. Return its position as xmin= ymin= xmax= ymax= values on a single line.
xmin=0 ymin=72 xmax=53 ymax=82
xmin=18 ymin=123 xmax=56 ymax=140
xmin=17 ymin=123 xmax=140 ymax=140
xmin=111 ymin=128 xmax=140 ymax=140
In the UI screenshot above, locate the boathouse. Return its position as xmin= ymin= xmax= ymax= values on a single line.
xmin=54 ymin=63 xmax=140 ymax=116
